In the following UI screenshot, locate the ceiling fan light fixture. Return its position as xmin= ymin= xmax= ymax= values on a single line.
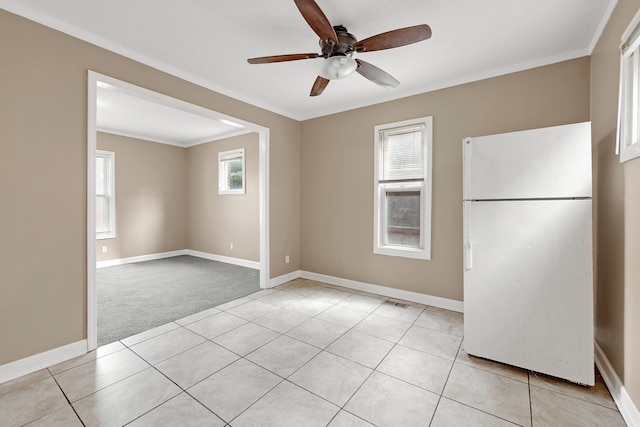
xmin=315 ymin=53 xmax=357 ymax=80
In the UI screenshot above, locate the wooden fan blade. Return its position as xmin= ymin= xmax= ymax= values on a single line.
xmin=294 ymin=0 xmax=338 ymax=44
xmin=247 ymin=53 xmax=321 ymax=64
xmin=355 ymin=59 xmax=399 ymax=88
xmin=354 ymin=24 xmax=432 ymax=52
xmin=310 ymin=76 xmax=330 ymax=96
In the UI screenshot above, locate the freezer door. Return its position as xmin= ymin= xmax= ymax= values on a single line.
xmin=463 ymin=122 xmax=592 ymax=200
xmin=463 ymin=199 xmax=594 ymax=385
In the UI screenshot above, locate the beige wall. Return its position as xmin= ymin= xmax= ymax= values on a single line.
xmin=0 ymin=9 xmax=300 ymax=365
xmin=624 ymin=162 xmax=640 ymax=404
xmin=96 ymin=132 xmax=188 ymax=262
xmin=187 ymin=134 xmax=260 ymax=261
xmin=300 ymin=58 xmax=591 ymax=301
xmin=94 ymin=132 xmax=259 ymax=264
xmin=590 ymin=0 xmax=640 ymax=408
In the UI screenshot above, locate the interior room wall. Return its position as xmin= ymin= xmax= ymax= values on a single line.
xmin=590 ymin=0 xmax=640 ymax=409
xmin=94 ymin=131 xmax=259 ymax=264
xmin=300 ymin=57 xmax=591 ymax=302
xmin=95 ymin=132 xmax=188 ymax=262
xmin=187 ymin=133 xmax=260 ymax=262
xmin=0 ymin=9 xmax=300 ymax=366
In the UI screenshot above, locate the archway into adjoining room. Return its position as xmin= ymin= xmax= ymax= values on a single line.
xmin=87 ymin=71 xmax=270 ymax=350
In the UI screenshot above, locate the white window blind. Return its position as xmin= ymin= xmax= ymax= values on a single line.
xmin=380 ymin=125 xmax=425 ymax=181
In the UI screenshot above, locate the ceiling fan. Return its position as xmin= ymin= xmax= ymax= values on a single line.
xmin=247 ymin=0 xmax=432 ymax=96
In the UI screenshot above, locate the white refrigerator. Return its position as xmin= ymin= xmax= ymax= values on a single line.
xmin=462 ymin=122 xmax=594 ymax=385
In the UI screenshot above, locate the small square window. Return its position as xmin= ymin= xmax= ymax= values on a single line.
xmin=219 ymin=148 xmax=245 ymax=195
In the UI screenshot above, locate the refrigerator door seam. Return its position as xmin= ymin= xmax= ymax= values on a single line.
xmin=466 ymin=197 xmax=592 ymax=202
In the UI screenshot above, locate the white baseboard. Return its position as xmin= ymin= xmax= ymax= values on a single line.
xmin=96 ymin=249 xmax=260 ymax=270
xmin=595 ymin=341 xmax=640 ymax=427
xmin=0 ymin=340 xmax=87 ymax=385
xmin=267 ymin=270 xmax=301 ymax=288
xmin=96 ymin=250 xmax=188 ymax=268
xmin=185 ymin=250 xmax=260 ymax=270
xmin=300 ymin=271 xmax=464 ymax=313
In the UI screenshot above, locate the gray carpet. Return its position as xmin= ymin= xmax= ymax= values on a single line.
xmin=97 ymin=255 xmax=260 ymax=346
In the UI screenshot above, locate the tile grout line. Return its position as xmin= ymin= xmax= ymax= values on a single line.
xmin=133 ymin=361 xmax=228 ymax=425
xmin=122 ymin=317 xmax=255 ymax=425
xmin=48 ymin=369 xmax=87 ymax=426
xmin=53 ymin=323 xmax=229 ymax=425
xmin=431 ymin=339 xmax=529 ymax=427
xmin=528 ymin=380 xmax=626 ymax=413
xmin=322 ymin=302 xmax=431 ymax=425
xmin=528 ymin=370 xmax=621 ymax=411
xmin=427 ymin=336 xmax=463 ymax=426
xmin=226 ymin=286 xmax=424 ymax=425
xmin=167 ymin=286 xmax=345 ymax=423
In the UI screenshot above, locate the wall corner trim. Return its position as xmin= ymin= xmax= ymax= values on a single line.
xmin=595 ymin=341 xmax=640 ymax=427
xmin=301 ymin=271 xmax=464 ymax=313
xmin=185 ymin=250 xmax=260 ymax=270
xmin=267 ymin=270 xmax=302 ymax=288
xmin=0 ymin=340 xmax=87 ymax=385
xmin=96 ymin=250 xmax=188 ymax=268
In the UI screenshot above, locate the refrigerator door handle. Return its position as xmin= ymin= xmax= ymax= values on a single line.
xmin=463 ymin=200 xmax=472 ymax=270
xmin=465 ymin=241 xmax=473 ymax=270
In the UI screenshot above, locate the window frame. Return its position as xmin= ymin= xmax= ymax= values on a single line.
xmin=96 ymin=150 xmax=116 ymax=240
xmin=373 ymin=116 xmax=433 ymax=260
xmin=218 ymin=148 xmax=246 ymax=195
xmin=618 ymin=8 xmax=640 ymax=163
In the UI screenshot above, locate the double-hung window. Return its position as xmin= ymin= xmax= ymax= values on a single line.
xmin=618 ymin=9 xmax=640 ymax=162
xmin=374 ymin=117 xmax=433 ymax=260
xmin=218 ymin=148 xmax=245 ymax=194
xmin=96 ymin=150 xmax=116 ymax=239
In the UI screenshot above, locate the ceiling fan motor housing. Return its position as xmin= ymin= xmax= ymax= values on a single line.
xmin=320 ymin=25 xmax=358 ymax=57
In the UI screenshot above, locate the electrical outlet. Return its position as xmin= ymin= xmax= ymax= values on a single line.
xmin=230 ymin=243 xmax=234 ymax=250
xmin=101 ymin=246 xmax=108 ymax=253
xmin=285 ymin=255 xmax=290 ymax=264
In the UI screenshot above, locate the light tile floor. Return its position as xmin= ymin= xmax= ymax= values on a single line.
xmin=0 ymin=278 xmax=627 ymax=427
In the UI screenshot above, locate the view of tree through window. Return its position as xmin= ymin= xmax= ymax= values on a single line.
xmin=219 ymin=148 xmax=245 ymax=194
xmin=227 ymin=159 xmax=243 ymax=189
xmin=385 ymin=191 xmax=421 ymax=246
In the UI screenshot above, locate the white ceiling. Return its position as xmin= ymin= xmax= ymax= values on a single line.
xmin=96 ymin=82 xmax=248 ymax=146
xmin=2 ymin=0 xmax=616 ymax=123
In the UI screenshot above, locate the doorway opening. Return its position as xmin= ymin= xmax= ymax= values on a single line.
xmin=87 ymin=71 xmax=270 ymax=350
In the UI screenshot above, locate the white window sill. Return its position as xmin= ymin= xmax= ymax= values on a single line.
xmin=374 ymin=245 xmax=430 ymax=260
xmin=620 ymin=143 xmax=640 ymax=163
xmin=218 ymin=189 xmax=245 ymax=195
xmin=96 ymin=232 xmax=116 ymax=240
